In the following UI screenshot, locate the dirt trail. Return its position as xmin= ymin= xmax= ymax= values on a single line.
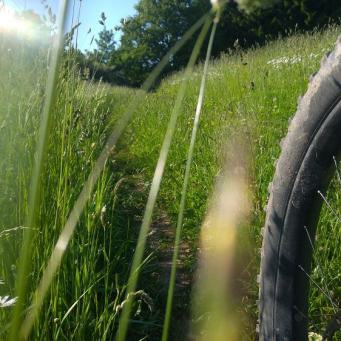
xmin=148 ymin=212 xmax=192 ymax=339
xmin=149 ymin=213 xmax=191 ymax=289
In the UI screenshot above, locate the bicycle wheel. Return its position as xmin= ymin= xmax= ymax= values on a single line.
xmin=259 ymin=36 xmax=341 ymax=340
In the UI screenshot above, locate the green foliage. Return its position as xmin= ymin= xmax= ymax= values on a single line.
xmin=118 ymin=26 xmax=340 ymax=338
xmin=236 ymin=0 xmax=278 ymax=13
xmin=77 ymin=13 xmax=122 ymax=84
xmin=1 ymin=15 xmax=340 ymax=339
xmin=95 ymin=12 xmax=116 ymax=64
xmin=82 ymin=0 xmax=341 ymax=87
xmin=0 ymin=44 xmax=148 ymax=337
xmin=114 ymin=0 xmax=210 ymax=86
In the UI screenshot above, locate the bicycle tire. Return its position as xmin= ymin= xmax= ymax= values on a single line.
xmin=259 ymin=36 xmax=341 ymax=340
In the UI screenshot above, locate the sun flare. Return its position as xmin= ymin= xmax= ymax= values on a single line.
xmin=0 ymin=6 xmax=27 ymax=32
xmin=0 ymin=4 xmax=51 ymax=42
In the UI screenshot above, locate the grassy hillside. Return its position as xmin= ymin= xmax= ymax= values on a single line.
xmin=116 ymin=26 xmax=340 ymax=338
xmin=0 ymin=25 xmax=340 ymax=339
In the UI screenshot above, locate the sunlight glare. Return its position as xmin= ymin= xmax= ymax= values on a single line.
xmin=0 ymin=5 xmax=49 ymax=42
xmin=0 ymin=6 xmax=26 ymax=31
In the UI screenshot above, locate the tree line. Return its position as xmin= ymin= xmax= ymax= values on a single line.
xmin=76 ymin=0 xmax=341 ymax=87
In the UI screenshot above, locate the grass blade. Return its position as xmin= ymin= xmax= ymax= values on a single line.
xmin=9 ymin=1 xmax=70 ymax=339
xmin=161 ymin=16 xmax=219 ymax=341
xmin=18 ymin=11 xmax=212 ymax=339
xmin=192 ymin=143 xmax=250 ymax=340
xmin=116 ymin=15 xmax=213 ymax=341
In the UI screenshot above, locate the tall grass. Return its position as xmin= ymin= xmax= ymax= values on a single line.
xmin=161 ymin=17 xmax=218 ymax=341
xmin=1 ymin=2 xmax=219 ymax=339
xmin=10 ymin=1 xmax=69 ymax=338
xmin=112 ymin=26 xmax=340 ymax=339
xmin=0 ymin=1 xmax=340 ymax=339
xmin=116 ymin=16 xmax=215 ymax=341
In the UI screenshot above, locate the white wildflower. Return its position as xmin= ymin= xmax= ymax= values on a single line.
xmin=309 ymin=53 xmax=319 ymax=59
xmin=168 ymin=72 xmax=200 ymax=86
xmin=308 ymin=332 xmax=323 ymax=341
xmin=267 ymin=54 xmax=303 ymax=69
xmin=0 ymin=296 xmax=17 ymax=308
xmin=208 ymin=70 xmax=221 ymax=79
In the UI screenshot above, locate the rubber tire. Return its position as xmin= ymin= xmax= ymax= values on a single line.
xmin=259 ymin=36 xmax=341 ymax=341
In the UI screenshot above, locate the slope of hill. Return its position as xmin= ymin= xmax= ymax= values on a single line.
xmin=0 ymin=24 xmax=340 ymax=339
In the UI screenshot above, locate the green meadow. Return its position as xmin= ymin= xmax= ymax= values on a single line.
xmin=0 ymin=24 xmax=340 ymax=339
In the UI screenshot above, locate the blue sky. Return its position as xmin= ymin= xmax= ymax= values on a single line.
xmin=7 ymin=0 xmax=138 ymax=51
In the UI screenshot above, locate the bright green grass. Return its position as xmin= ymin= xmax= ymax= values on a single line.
xmin=0 ymin=25 xmax=340 ymax=339
xmin=115 ymin=26 xmax=341 ymax=338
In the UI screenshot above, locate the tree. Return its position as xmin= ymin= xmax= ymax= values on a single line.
xmin=95 ymin=12 xmax=116 ymax=64
xmin=114 ymin=0 xmax=210 ymax=87
xmin=88 ymin=0 xmax=341 ymax=87
xmin=236 ymin=0 xmax=279 ymax=13
xmin=82 ymin=12 xmax=121 ymax=83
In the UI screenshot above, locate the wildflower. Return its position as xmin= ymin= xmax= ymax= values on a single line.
xmin=309 ymin=53 xmax=319 ymax=59
xmin=267 ymin=55 xmax=302 ymax=69
xmin=308 ymin=332 xmax=323 ymax=341
xmin=0 ymin=295 xmax=17 ymax=308
xmin=207 ymin=71 xmax=221 ymax=79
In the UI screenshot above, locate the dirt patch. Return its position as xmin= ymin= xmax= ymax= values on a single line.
xmin=149 ymin=213 xmax=191 ymax=290
xmin=148 ymin=212 xmax=192 ymax=340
